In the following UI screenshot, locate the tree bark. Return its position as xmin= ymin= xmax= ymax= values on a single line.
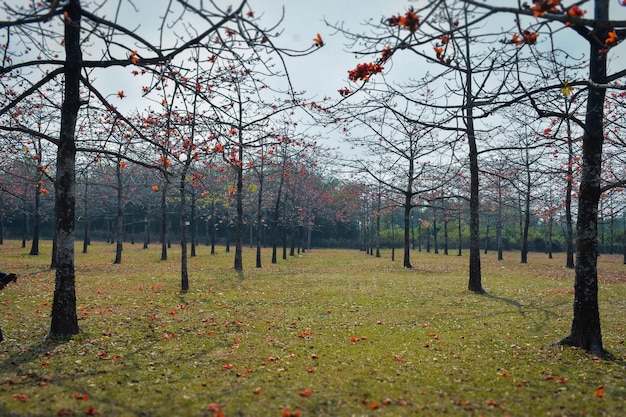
xmin=160 ymin=182 xmax=168 ymax=261
xmin=554 ymin=0 xmax=607 ymax=356
xmin=48 ymin=0 xmax=82 ymax=339
xmin=180 ymin=173 xmax=189 ymax=292
xmin=113 ymin=161 xmax=123 ymax=264
xmin=403 ymin=192 xmax=412 ymax=268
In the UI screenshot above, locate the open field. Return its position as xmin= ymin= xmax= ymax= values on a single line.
xmin=1 ymin=240 xmax=625 ymax=416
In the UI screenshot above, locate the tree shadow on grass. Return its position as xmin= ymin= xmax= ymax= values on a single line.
xmin=482 ymin=293 xmax=626 ymax=364
xmin=0 ymin=339 xmax=66 ymax=370
xmin=479 ymin=291 xmax=567 ymax=334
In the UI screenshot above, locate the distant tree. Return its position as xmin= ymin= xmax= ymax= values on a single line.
xmin=0 ymin=0 xmax=296 ymax=338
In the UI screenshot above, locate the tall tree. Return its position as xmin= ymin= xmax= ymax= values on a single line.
xmin=0 ymin=0 xmax=276 ymax=338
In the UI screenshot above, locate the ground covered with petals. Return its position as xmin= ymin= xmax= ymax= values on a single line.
xmin=1 ymin=241 xmax=625 ymax=416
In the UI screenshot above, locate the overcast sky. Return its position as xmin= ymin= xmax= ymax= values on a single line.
xmin=251 ymin=0 xmax=410 ymax=99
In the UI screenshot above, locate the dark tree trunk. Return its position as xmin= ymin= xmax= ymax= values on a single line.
xmin=82 ymin=179 xmax=90 ymax=254
xmin=443 ymin=218 xmax=449 ymax=256
xmin=433 ymin=215 xmax=439 ymax=255
xmin=180 ymin=174 xmax=189 ymax=293
xmin=555 ymin=1 xmax=607 ymax=356
xmin=457 ymin=214 xmax=462 ymax=256
xmin=113 ymin=163 xmax=123 ymax=264
xmin=483 ymin=221 xmax=489 ymax=255
xmin=48 ymin=0 xmax=82 ymax=339
xmin=467 ymin=124 xmax=483 ymax=293
xmin=255 ymin=170 xmax=264 ymax=269
xmin=547 ymin=215 xmax=554 ymax=259
xmin=143 ymin=210 xmax=149 ymax=249
xmin=375 ymin=189 xmax=381 ymax=258
xmin=160 ymin=182 xmax=167 ymax=261
xmin=30 ymin=176 xmax=41 ymax=256
xmin=190 ymin=189 xmax=197 ymax=258
xmin=565 ymin=115 xmax=575 ymax=269
xmin=234 ymin=143 xmax=244 ymax=272
xmin=521 ymin=151 xmax=531 ymax=264
xmin=462 ymin=6 xmax=483 ymax=293
xmin=622 ymin=213 xmax=626 ymax=265
xmin=22 ymin=211 xmax=27 ymax=248
xmin=403 ymin=193 xmax=412 ymax=268
xmin=497 ymin=179 xmax=503 ymax=261
xmin=280 ymin=226 xmax=286 ymax=260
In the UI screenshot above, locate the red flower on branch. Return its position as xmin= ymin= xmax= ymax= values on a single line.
xmin=387 ymin=9 xmax=420 ymax=32
xmin=605 ymin=30 xmax=618 ymax=47
xmin=530 ymin=0 xmax=561 ymax=18
xmin=313 ymin=33 xmax=324 ymax=47
xmin=348 ymin=62 xmax=384 ymax=82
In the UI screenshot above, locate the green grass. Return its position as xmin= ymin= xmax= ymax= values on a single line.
xmin=1 ymin=240 xmax=625 ymax=416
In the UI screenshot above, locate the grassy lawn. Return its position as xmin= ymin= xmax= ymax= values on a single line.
xmin=1 ymin=240 xmax=625 ymax=416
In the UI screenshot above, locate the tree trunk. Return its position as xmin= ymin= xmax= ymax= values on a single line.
xmin=497 ymin=179 xmax=503 ymax=261
xmin=375 ymin=196 xmax=381 ymax=258
xmin=143 ymin=210 xmax=149 ymax=249
xmin=113 ymin=162 xmax=123 ymax=264
xmin=271 ymin=174 xmax=284 ymax=264
xmin=521 ymin=150 xmax=531 ymax=264
xmin=457 ymin=214 xmax=462 ymax=256
xmin=565 ymin=116 xmax=575 ymax=269
xmin=234 ymin=142 xmax=244 ymax=272
xmin=463 ymin=8 xmax=483 ymax=293
xmin=82 ymin=178 xmax=90 ymax=254
xmin=48 ymin=0 xmax=82 ymax=339
xmin=190 ymin=189 xmax=197 ymax=258
xmin=403 ymin=192 xmax=412 ymax=268
xmin=160 ymin=182 xmax=168 ymax=261
xmin=255 ymin=167 xmax=264 ymax=269
xmin=180 ymin=174 xmax=189 ymax=293
xmin=30 ymin=173 xmax=41 ymax=256
xmin=555 ymin=1 xmax=607 ymax=356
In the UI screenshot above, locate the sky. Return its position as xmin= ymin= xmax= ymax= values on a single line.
xmin=248 ymin=0 xmax=410 ymax=99
xmin=5 ymin=1 xmax=626 ymax=156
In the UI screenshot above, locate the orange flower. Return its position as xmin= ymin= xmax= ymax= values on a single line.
xmin=151 ymin=185 xmax=159 ymax=192
xmin=12 ymin=393 xmax=29 ymax=402
xmin=388 ymin=9 xmax=420 ymax=32
xmin=606 ymin=30 xmax=618 ymax=46
xmin=338 ymin=87 xmax=352 ymax=97
xmin=512 ymin=31 xmax=538 ymax=47
xmin=594 ymin=385 xmax=606 ymax=397
xmin=567 ymin=5 xmax=585 ymax=18
xmin=281 ymin=410 xmax=302 ymax=417
xmin=313 ymin=33 xmax=324 ymax=47
xmin=348 ymin=62 xmax=384 ymax=82
xmin=130 ymin=50 xmax=139 ymax=64
xmin=380 ymin=45 xmax=393 ymax=63
xmin=530 ymin=0 xmax=561 ymax=17
xmin=117 ymin=90 xmax=125 ymax=99
xmin=297 ymin=388 xmax=312 ymax=397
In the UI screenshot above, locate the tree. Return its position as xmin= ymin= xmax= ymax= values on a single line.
xmin=0 ymin=0 xmax=283 ymax=338
xmin=340 ymin=91 xmax=454 ymax=268
xmin=335 ymin=2 xmax=523 ymax=292
xmin=462 ymin=0 xmax=626 ymax=356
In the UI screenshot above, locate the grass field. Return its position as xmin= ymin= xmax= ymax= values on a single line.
xmin=0 ymin=240 xmax=625 ymax=416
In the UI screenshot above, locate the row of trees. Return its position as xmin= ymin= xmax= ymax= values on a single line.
xmin=329 ymin=0 xmax=626 ymax=356
xmin=1 ymin=1 xmax=625 ymax=357
xmin=7 ymin=141 xmax=626 ymax=256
